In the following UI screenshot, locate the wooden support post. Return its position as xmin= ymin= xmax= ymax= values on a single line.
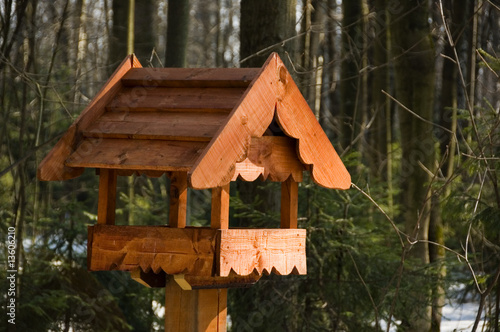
xmin=97 ymin=169 xmax=117 ymax=225
xmin=280 ymin=177 xmax=298 ymax=228
xmin=211 ymin=184 xmax=230 ymax=229
xmin=165 ymin=276 xmax=227 ymax=332
xmin=169 ymin=171 xmax=188 ymax=228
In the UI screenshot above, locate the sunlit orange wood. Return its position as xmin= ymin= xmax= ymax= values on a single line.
xmin=87 ymin=226 xmax=306 ymax=278
xmin=218 ymin=228 xmax=306 ymax=277
xmin=274 ymin=56 xmax=351 ymax=189
xmin=232 ymin=136 xmax=304 ymax=183
xmin=211 ymin=184 xmax=230 ymax=229
xmin=188 ymin=55 xmax=278 ymax=189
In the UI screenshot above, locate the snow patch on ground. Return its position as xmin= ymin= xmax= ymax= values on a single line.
xmin=441 ymin=301 xmax=484 ymax=332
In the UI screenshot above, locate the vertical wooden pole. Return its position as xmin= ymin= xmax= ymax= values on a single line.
xmin=165 ymin=277 xmax=227 ymax=332
xmin=208 ymin=183 xmax=230 ymax=330
xmin=166 ymin=176 xmax=228 ymax=331
xmin=169 ymin=172 xmax=187 ymax=228
xmin=97 ymin=169 xmax=117 ymax=225
xmin=281 ymin=177 xmax=298 ymax=228
xmin=211 ymin=184 xmax=230 ymax=229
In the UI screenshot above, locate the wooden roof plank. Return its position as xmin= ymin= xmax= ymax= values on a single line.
xmin=122 ymin=67 xmax=260 ymax=88
xmin=38 ymin=55 xmax=141 ymax=181
xmin=274 ymin=57 xmax=351 ymax=189
xmin=106 ymin=87 xmax=246 ymax=112
xmin=83 ymin=111 xmax=228 ymax=142
xmin=188 ymin=55 xmax=278 ymax=189
xmin=65 ymin=138 xmax=207 ymax=171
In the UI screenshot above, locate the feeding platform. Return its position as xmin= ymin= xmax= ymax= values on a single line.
xmin=38 ymin=53 xmax=350 ymax=331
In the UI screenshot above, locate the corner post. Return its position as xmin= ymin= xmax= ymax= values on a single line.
xmin=169 ymin=172 xmax=188 ymax=228
xmin=281 ymin=176 xmax=298 ymax=228
xmin=211 ymin=184 xmax=230 ymax=229
xmin=97 ymin=169 xmax=117 ymax=225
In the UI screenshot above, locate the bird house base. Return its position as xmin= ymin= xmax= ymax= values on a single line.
xmin=87 ymin=225 xmax=307 ymax=288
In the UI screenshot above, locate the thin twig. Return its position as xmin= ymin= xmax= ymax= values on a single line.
xmin=0 ymin=134 xmax=62 ymax=178
xmin=382 ymin=90 xmax=455 ymax=135
xmin=351 ymin=183 xmax=406 ymax=248
xmin=476 ymin=49 xmax=499 ymax=78
xmin=239 ymin=32 xmax=307 ymax=65
xmin=462 ymin=153 xmax=500 ymax=160
xmin=347 ymin=250 xmax=380 ymax=330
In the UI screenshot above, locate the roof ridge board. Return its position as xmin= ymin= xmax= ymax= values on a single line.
xmin=121 ymin=67 xmax=261 ymax=88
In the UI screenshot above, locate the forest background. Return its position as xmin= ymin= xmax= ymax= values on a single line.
xmin=1 ymin=0 xmax=499 ymax=331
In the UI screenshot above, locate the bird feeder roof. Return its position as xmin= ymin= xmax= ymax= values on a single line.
xmin=38 ymin=53 xmax=350 ymax=189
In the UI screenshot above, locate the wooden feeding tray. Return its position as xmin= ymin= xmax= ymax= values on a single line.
xmin=38 ymin=52 xmax=350 ymax=332
xmin=88 ymin=225 xmax=306 ymax=289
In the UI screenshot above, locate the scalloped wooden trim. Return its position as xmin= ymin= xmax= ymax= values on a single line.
xmin=217 ymin=229 xmax=306 ymax=277
xmin=188 ymin=55 xmax=278 ymax=189
xmin=231 ymin=136 xmax=304 ymax=183
xmin=87 ymin=225 xmax=217 ymax=275
xmin=274 ymin=56 xmax=351 ymax=189
xmin=87 ymin=226 xmax=306 ymax=278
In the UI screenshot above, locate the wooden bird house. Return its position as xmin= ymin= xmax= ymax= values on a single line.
xmin=38 ymin=53 xmax=350 ymax=331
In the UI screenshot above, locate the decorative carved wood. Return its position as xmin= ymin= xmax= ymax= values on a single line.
xmin=217 ymin=228 xmax=306 ymax=276
xmin=88 ymin=225 xmax=306 ymax=279
xmin=232 ymin=136 xmax=304 ymax=183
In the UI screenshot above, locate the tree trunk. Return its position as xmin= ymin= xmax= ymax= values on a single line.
xmin=110 ymin=0 xmax=128 ymax=72
xmin=390 ymin=1 xmax=436 ymax=331
xmin=134 ymin=0 xmax=155 ymax=64
xmin=318 ymin=0 xmax=339 ymax=139
xmin=240 ymin=0 xmax=296 ymax=68
xmin=165 ymin=0 xmax=190 ymax=68
xmin=368 ymin=0 xmax=389 ymax=177
xmin=340 ymin=0 xmax=363 ymax=150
